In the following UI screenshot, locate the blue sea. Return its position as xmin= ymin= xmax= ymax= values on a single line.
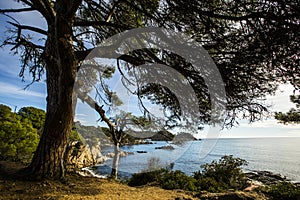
xmin=99 ymin=137 xmax=300 ymax=182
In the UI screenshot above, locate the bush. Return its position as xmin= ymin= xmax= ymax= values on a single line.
xmin=259 ymin=181 xmax=300 ymax=200
xmin=128 ymin=168 xmax=198 ymax=191
xmin=18 ymin=106 xmax=45 ymax=131
xmin=127 ymin=168 xmax=166 ymax=186
xmin=160 ymin=170 xmax=197 ymax=191
xmin=146 ymin=157 xmax=162 ymax=171
xmin=0 ymin=105 xmax=39 ymax=164
xmin=69 ymin=128 xmax=85 ymax=143
xmin=195 ymin=176 xmax=222 ymax=192
xmin=128 ymin=155 xmax=249 ymax=193
xmin=194 ymin=155 xmax=248 ymax=191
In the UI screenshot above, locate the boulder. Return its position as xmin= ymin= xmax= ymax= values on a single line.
xmin=155 ymin=145 xmax=175 ymax=150
xmin=65 ymin=141 xmax=108 ymax=171
xmin=246 ymin=170 xmax=288 ymax=185
xmin=106 ymin=150 xmax=132 ymax=158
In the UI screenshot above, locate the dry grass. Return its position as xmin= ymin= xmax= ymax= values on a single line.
xmin=0 ymin=161 xmax=268 ymax=200
xmin=0 ymin=161 xmax=195 ymax=200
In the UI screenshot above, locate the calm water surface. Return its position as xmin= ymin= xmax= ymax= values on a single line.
xmin=101 ymin=137 xmax=300 ymax=181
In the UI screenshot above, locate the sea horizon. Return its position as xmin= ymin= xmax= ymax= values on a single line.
xmin=99 ymin=137 xmax=300 ymax=182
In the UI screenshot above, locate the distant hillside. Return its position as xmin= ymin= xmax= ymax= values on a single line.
xmin=172 ymin=132 xmax=197 ymax=144
xmin=73 ymin=122 xmax=112 ymax=146
xmin=74 ymin=123 xmax=198 ymax=143
xmin=74 ymin=122 xmax=149 ymax=145
xmin=149 ymin=130 xmax=175 ymax=141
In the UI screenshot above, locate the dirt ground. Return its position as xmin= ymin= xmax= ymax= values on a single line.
xmin=0 ymin=161 xmax=196 ymax=200
xmin=0 ymin=161 xmax=266 ymax=200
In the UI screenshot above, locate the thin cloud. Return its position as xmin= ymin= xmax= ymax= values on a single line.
xmin=0 ymin=1 xmax=47 ymax=30
xmin=267 ymin=84 xmax=298 ymax=112
xmin=75 ymin=113 xmax=87 ymax=117
xmin=287 ymin=130 xmax=300 ymax=135
xmin=74 ymin=118 xmax=87 ymax=124
xmin=240 ymin=118 xmax=300 ymax=129
xmin=0 ymin=82 xmax=45 ymax=98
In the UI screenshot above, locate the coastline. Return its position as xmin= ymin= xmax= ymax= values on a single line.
xmin=1 ymin=160 xmax=299 ymax=200
xmin=96 ymin=138 xmax=300 ymax=183
xmin=1 ymin=160 xmax=300 ymax=200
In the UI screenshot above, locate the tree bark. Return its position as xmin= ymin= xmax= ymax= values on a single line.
xmin=77 ymin=91 xmax=122 ymax=179
xmin=22 ymin=4 xmax=78 ymax=180
xmin=110 ymin=142 xmax=120 ymax=179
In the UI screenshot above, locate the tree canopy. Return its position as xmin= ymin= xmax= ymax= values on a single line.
xmin=275 ymin=95 xmax=300 ymax=124
xmin=0 ymin=0 xmax=299 ymax=179
xmin=18 ymin=106 xmax=46 ymax=131
xmin=0 ymin=104 xmax=39 ymax=163
xmin=1 ymin=0 xmax=299 ymax=127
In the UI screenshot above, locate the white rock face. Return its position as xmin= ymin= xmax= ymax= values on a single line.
xmin=66 ymin=141 xmax=108 ymax=171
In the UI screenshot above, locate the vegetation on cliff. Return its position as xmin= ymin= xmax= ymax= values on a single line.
xmin=128 ymin=155 xmax=249 ymax=193
xmin=1 ymin=149 xmax=300 ymax=199
xmin=1 ymin=0 xmax=299 ymax=180
xmin=0 ymin=104 xmax=41 ymax=163
xmin=127 ymin=155 xmax=300 ymax=199
xmin=0 ymin=104 xmax=102 ymax=169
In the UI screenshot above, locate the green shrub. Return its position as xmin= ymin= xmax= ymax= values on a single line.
xmin=194 ymin=155 xmax=248 ymax=191
xmin=160 ymin=170 xmax=197 ymax=191
xmin=146 ymin=157 xmax=162 ymax=171
xmin=0 ymin=106 xmax=39 ymax=164
xmin=195 ymin=176 xmax=222 ymax=192
xmin=128 ymin=155 xmax=250 ymax=193
xmin=127 ymin=168 xmax=166 ymax=186
xmin=259 ymin=181 xmax=300 ymax=200
xmin=69 ymin=128 xmax=85 ymax=143
xmin=18 ymin=106 xmax=45 ymax=131
xmin=128 ymin=168 xmax=198 ymax=191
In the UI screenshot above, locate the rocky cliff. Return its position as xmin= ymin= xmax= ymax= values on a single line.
xmin=65 ymin=141 xmax=108 ymax=171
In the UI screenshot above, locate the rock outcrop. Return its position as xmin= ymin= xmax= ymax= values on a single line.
xmin=245 ymin=170 xmax=288 ymax=185
xmin=105 ymin=150 xmax=133 ymax=158
xmin=65 ymin=141 xmax=108 ymax=171
xmin=155 ymin=145 xmax=175 ymax=150
xmin=149 ymin=130 xmax=175 ymax=141
xmin=172 ymin=132 xmax=197 ymax=144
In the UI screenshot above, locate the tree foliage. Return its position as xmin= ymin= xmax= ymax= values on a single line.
xmin=18 ymin=106 xmax=46 ymax=131
xmin=1 ymin=0 xmax=299 ymax=127
xmin=275 ymin=95 xmax=300 ymax=124
xmin=128 ymin=155 xmax=249 ymax=192
xmin=0 ymin=0 xmax=299 ymax=179
xmin=194 ymin=155 xmax=248 ymax=190
xmin=259 ymin=181 xmax=300 ymax=200
xmin=0 ymin=104 xmax=39 ymax=163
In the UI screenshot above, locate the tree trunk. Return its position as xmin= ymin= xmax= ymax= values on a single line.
xmin=23 ymin=5 xmax=78 ymax=180
xmin=110 ymin=142 xmax=120 ymax=179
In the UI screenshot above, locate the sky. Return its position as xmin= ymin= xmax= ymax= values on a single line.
xmin=0 ymin=2 xmax=299 ymax=138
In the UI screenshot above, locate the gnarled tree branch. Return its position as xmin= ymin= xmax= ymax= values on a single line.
xmin=74 ymin=19 xmax=131 ymax=30
xmin=30 ymin=0 xmax=54 ymax=23
xmin=66 ymin=0 xmax=83 ymax=19
xmin=8 ymin=22 xmax=48 ymax=36
xmin=0 ymin=7 xmax=35 ymax=13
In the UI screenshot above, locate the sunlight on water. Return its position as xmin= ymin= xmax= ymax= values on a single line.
xmin=101 ymin=137 xmax=300 ymax=181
